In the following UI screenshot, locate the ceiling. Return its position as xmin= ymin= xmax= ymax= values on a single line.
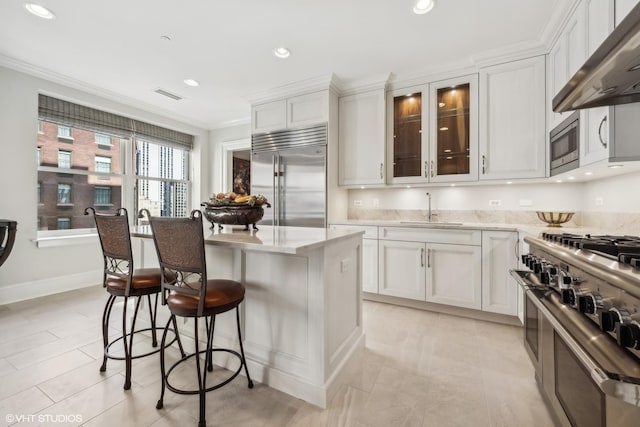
xmin=0 ymin=0 xmax=571 ymax=130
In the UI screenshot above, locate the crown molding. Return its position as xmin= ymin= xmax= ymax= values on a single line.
xmin=245 ymin=73 xmax=342 ymax=104
xmin=470 ymin=40 xmax=547 ymax=69
xmin=539 ymin=0 xmax=581 ymax=50
xmin=208 ymin=116 xmax=251 ymax=130
xmin=0 ymin=54 xmax=211 ymax=131
xmin=338 ymin=72 xmax=391 ymax=96
xmin=386 ymin=62 xmax=476 ymax=92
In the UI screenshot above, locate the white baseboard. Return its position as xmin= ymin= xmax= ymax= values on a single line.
xmin=0 ymin=270 xmax=101 ymax=305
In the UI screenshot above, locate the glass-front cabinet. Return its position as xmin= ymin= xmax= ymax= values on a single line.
xmin=387 ymin=74 xmax=478 ymax=184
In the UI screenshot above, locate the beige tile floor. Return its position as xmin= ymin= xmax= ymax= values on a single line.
xmin=0 ymin=286 xmax=555 ymax=427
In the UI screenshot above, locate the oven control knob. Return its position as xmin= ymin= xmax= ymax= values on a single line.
xmin=533 ymin=262 xmax=542 ymax=274
xmin=600 ymin=310 xmax=621 ymax=332
xmin=540 ymin=271 xmax=550 ymax=285
xmin=615 ymin=323 xmax=640 ymax=350
xmin=547 ymin=266 xmax=558 ymax=275
xmin=578 ymin=295 xmax=596 ymax=314
xmin=561 ymin=289 xmax=575 ymax=305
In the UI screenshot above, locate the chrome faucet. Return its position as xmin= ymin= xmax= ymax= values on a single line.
xmin=426 ymin=192 xmax=432 ymax=222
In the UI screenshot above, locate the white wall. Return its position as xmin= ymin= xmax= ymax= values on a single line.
xmin=582 ymin=170 xmax=640 ymax=213
xmin=348 ymin=182 xmax=585 ymax=211
xmin=208 ymin=124 xmax=251 ymax=195
xmin=0 ymin=66 xmax=209 ymax=303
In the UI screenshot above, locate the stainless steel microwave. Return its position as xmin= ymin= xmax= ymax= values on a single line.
xmin=550 ymin=111 xmax=579 ymax=176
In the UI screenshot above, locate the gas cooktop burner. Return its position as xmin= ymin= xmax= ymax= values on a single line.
xmin=542 ymin=232 xmax=640 ymax=268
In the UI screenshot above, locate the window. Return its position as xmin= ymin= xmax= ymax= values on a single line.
xmin=37 ymin=94 xmax=193 ymax=235
xmin=57 ymin=183 xmax=72 ymax=205
xmin=37 ymin=120 xmax=43 ymax=134
xmin=58 ymin=150 xmax=71 ymax=168
xmin=95 ymin=156 xmax=111 ymax=174
xmin=57 ymin=217 xmax=71 ymax=230
xmin=136 ymin=139 xmax=189 ymax=218
xmin=58 ymin=125 xmax=72 ymax=138
xmin=94 ymin=186 xmax=112 ymax=206
xmin=95 ymin=133 xmax=111 ymax=146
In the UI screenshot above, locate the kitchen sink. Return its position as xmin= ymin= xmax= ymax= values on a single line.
xmin=399 ymin=221 xmax=463 ymax=226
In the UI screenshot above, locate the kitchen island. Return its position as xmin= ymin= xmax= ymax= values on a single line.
xmin=131 ymin=224 xmax=365 ymax=408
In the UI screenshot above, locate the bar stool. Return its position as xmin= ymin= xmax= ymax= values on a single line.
xmin=85 ymin=207 xmax=182 ymax=390
xmin=0 ymin=219 xmax=17 ymax=268
xmin=143 ymin=209 xmax=253 ymax=427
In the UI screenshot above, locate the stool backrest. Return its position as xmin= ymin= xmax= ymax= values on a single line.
xmin=0 ymin=220 xmax=17 ymax=268
xmin=85 ymin=207 xmax=134 ymax=295
xmin=145 ymin=209 xmax=208 ymax=316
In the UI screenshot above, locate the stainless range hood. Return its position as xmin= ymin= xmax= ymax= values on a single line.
xmin=553 ymin=2 xmax=640 ymax=113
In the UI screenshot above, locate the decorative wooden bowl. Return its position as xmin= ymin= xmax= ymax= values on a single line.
xmin=201 ymin=202 xmax=270 ymax=230
xmin=536 ymin=211 xmax=575 ymax=227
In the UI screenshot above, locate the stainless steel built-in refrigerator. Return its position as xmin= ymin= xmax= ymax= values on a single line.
xmin=251 ymin=124 xmax=326 ymax=228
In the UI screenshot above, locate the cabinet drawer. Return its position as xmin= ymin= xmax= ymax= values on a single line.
xmin=330 ymin=224 xmax=378 ymax=239
xmin=380 ymin=227 xmax=481 ymax=245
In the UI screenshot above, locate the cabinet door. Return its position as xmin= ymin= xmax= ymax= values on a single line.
xmin=338 ymin=90 xmax=386 ymax=186
xmin=479 ymin=56 xmax=546 ymax=180
xmin=425 ymin=243 xmax=481 ymax=309
xmin=615 ymin=0 xmax=640 ymax=26
xmin=378 ymin=240 xmax=426 ymax=300
xmin=286 ymin=92 xmax=328 ymax=129
xmin=481 ymin=231 xmax=518 ymax=316
xmin=387 ymin=85 xmax=429 ymax=184
xmin=582 ymin=1 xmax=615 ymax=166
xmin=548 ymin=38 xmax=568 ymax=130
xmin=252 ymin=100 xmax=287 ymax=133
xmin=362 ymin=239 xmax=379 ymax=293
xmin=429 ymin=74 xmax=479 ymax=183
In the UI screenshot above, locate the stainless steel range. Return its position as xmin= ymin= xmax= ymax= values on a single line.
xmin=511 ymin=233 xmax=640 ymax=427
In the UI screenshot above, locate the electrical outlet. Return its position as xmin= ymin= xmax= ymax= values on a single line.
xmin=489 ymin=199 xmax=502 ymax=207
xmin=372 ymin=198 xmax=380 ymax=208
xmin=353 ymin=199 xmax=363 ymax=207
xmin=595 ymin=197 xmax=604 ymax=206
xmin=519 ymin=199 xmax=533 ymax=207
xmin=340 ymin=258 xmax=350 ymax=273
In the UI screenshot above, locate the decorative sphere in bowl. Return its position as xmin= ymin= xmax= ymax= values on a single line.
xmin=535 ymin=211 xmax=574 ymax=227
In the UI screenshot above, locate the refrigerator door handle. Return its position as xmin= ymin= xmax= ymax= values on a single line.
xmin=272 ymin=153 xmax=278 ymax=226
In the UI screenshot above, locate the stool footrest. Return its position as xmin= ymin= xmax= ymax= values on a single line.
xmin=165 ymin=348 xmax=243 ymax=395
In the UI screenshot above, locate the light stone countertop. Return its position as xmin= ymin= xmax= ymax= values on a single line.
xmin=132 ymin=224 xmax=364 ymax=255
xmin=330 ymin=219 xmax=605 ymax=237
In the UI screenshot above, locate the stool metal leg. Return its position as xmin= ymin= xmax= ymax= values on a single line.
xmin=205 ymin=316 xmax=215 ymax=372
xmin=194 ymin=317 xmax=207 ymax=427
xmin=236 ymin=306 xmax=254 ymax=388
xmin=172 ymin=315 xmax=186 ymax=358
xmin=148 ymin=293 xmax=159 ymax=347
xmin=100 ymin=295 xmax=116 ymax=372
xmin=156 ymin=315 xmax=173 ymax=410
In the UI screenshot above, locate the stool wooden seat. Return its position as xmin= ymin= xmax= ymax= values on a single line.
xmin=85 ymin=207 xmax=182 ymax=390
xmin=143 ymin=208 xmax=253 ymax=427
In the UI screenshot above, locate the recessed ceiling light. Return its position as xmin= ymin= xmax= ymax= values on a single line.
xmin=25 ymin=3 xmax=55 ymax=19
xmin=406 ymin=185 xmax=411 ymax=189
xmin=568 ymin=176 xmax=575 ymax=180
xmin=506 ymin=181 xmax=512 ymax=185
xmin=274 ymin=47 xmax=291 ymax=59
xmin=584 ymin=171 xmax=593 ymax=175
xmin=556 ymin=180 xmax=563 ymax=183
xmin=413 ymin=0 xmax=436 ymax=15
xmin=406 ymin=93 xmax=413 ymax=97
xmin=184 ymin=79 xmax=200 ymax=87
xmin=450 ymin=183 xmax=456 ymax=187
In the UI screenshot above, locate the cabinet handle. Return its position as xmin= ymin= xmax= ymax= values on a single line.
xmin=482 ymin=155 xmax=486 ymax=174
xmin=424 ymin=161 xmax=428 ymax=178
xmin=379 ymin=163 xmax=384 ymax=179
xmin=420 ymin=248 xmax=425 ymax=267
xmin=430 ymin=160 xmax=434 ymax=178
xmin=514 ymin=237 xmax=520 ymax=260
xmin=427 ymin=248 xmax=431 ymax=268
xmin=598 ymin=116 xmax=608 ymax=148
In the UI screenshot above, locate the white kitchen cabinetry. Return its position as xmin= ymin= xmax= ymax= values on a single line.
xmin=330 ymin=224 xmax=379 ymax=293
xmin=378 ymin=239 xmax=426 ymax=300
xmin=615 ymin=0 xmax=640 ymax=26
xmin=481 ymin=231 xmax=519 ymax=316
xmin=378 ymin=227 xmax=482 ymax=309
xmin=338 ymin=89 xmax=386 ymax=186
xmin=386 ymin=74 xmax=478 ymax=185
xmin=252 ymin=91 xmax=328 ymax=133
xmin=548 ymin=5 xmax=586 ymax=130
xmin=479 ymin=56 xmax=546 ymax=180
xmin=582 ymin=0 xmax=615 ymax=166
xmin=425 ymin=243 xmax=482 ymax=310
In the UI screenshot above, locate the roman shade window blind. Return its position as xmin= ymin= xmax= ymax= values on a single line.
xmin=38 ymin=94 xmax=194 ymax=150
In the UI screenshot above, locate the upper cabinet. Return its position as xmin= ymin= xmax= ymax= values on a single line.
xmin=338 ymin=89 xmax=386 ymax=186
xmin=252 ymin=91 xmax=329 ymax=134
xmin=386 ymin=74 xmax=478 ymax=184
xmin=615 ymin=0 xmax=640 ymax=26
xmin=479 ymin=56 xmax=547 ymax=180
xmin=429 ymin=75 xmax=479 ymax=183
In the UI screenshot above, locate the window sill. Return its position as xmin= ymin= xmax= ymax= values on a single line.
xmin=33 ymin=232 xmax=98 ymax=248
